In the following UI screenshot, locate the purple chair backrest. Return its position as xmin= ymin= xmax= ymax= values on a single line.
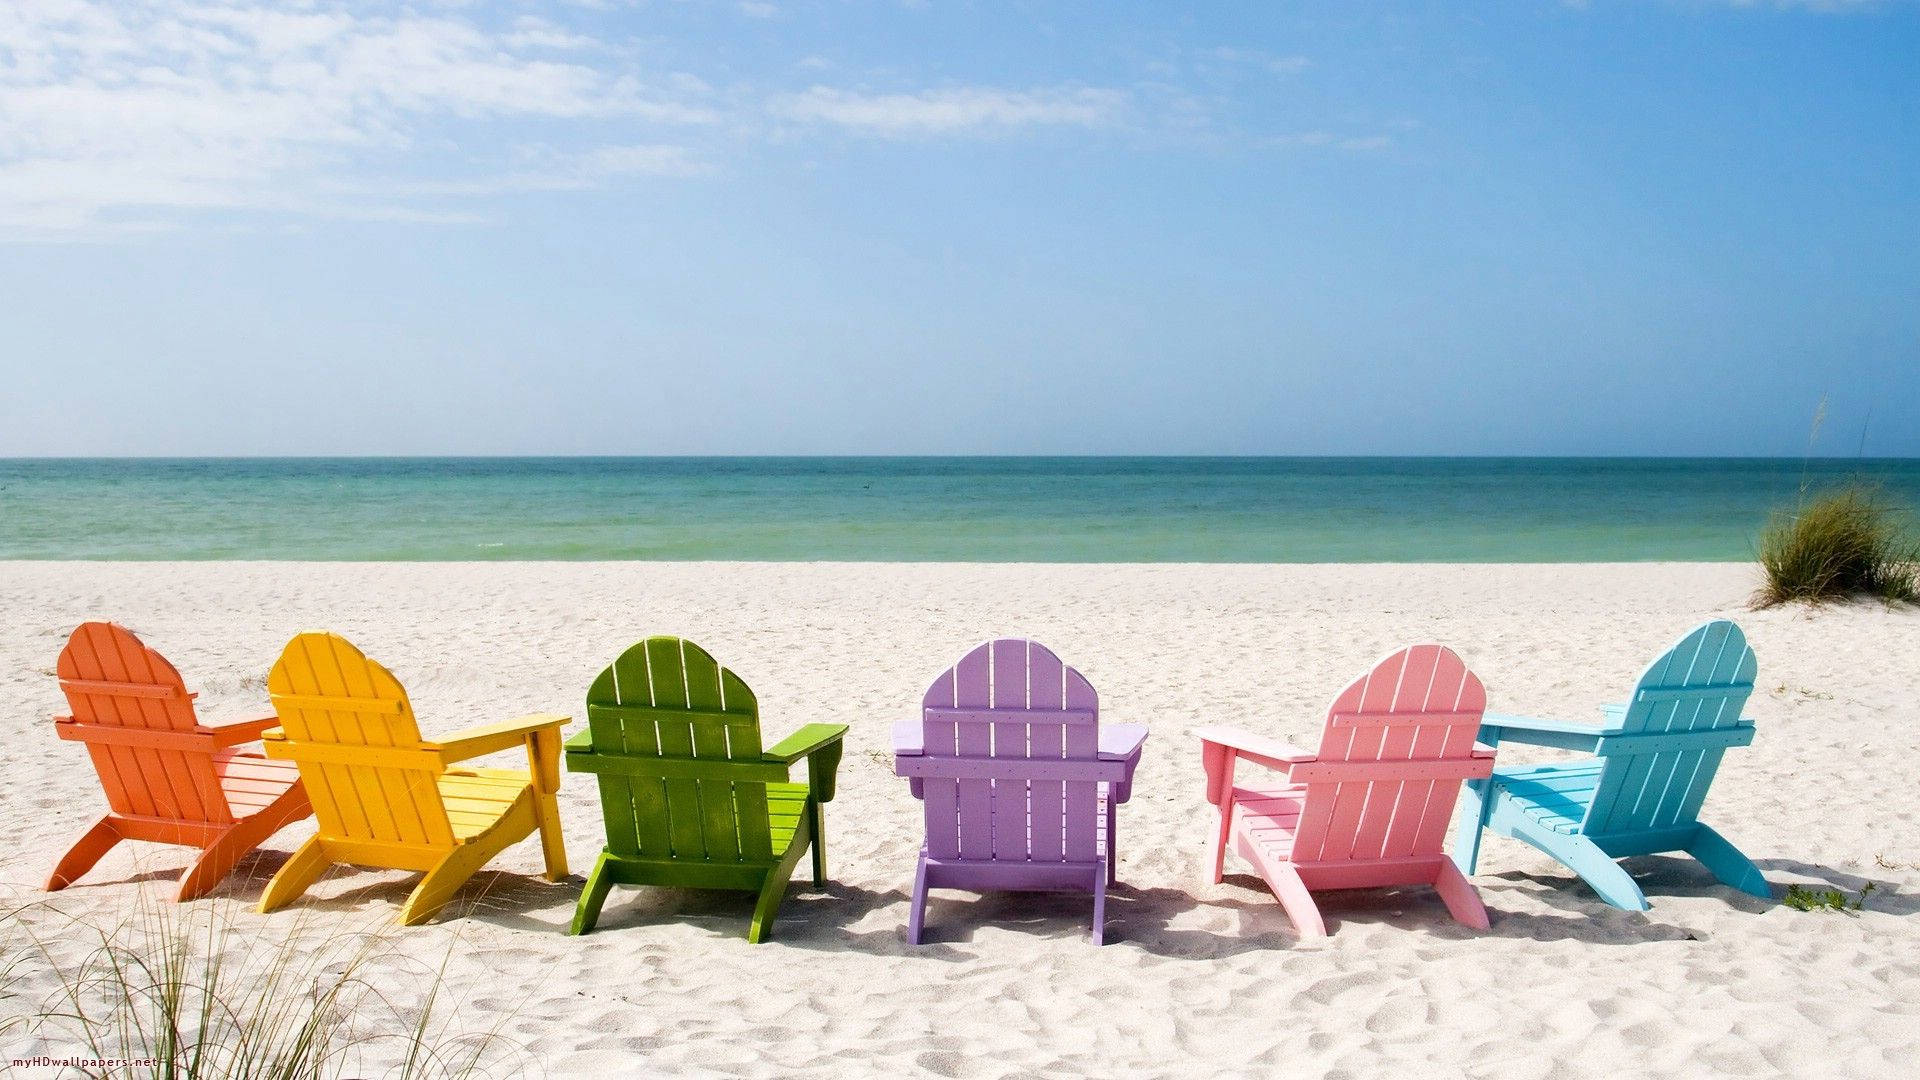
xmin=918 ymin=639 xmax=1105 ymax=865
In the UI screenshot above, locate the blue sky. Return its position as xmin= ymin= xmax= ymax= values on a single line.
xmin=0 ymin=0 xmax=1914 ymax=456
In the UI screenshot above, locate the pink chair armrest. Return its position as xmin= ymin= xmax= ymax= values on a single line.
xmin=1198 ymin=725 xmax=1316 ymax=806
xmin=1195 ymin=726 xmax=1315 ymax=768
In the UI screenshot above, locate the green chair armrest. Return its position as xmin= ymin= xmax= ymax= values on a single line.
xmin=564 ymin=728 xmax=594 ymax=754
xmin=764 ymin=723 xmax=849 ymax=802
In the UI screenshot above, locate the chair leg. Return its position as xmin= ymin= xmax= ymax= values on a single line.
xmin=1433 ymin=857 xmax=1491 ymax=931
xmin=1206 ymin=803 xmax=1233 ymax=885
xmin=178 ymin=788 xmax=312 ymax=902
xmin=46 ymin=818 xmax=122 ymax=892
xmin=1525 ymin=827 xmax=1650 ymax=911
xmin=809 ymin=802 xmax=828 ymax=888
xmin=747 ymin=870 xmax=794 ymax=945
xmin=907 ymin=851 xmax=930 ymax=945
xmin=533 ymin=790 xmax=568 ymax=882
xmin=401 ymin=840 xmax=503 ymax=926
xmin=177 ymin=826 xmax=251 ymax=902
xmin=258 ymin=836 xmax=332 ymax=914
xmin=1106 ymin=797 xmax=1119 ymax=887
xmin=571 ymin=852 xmax=617 ymax=936
xmin=1091 ymin=862 xmax=1109 ymax=945
xmin=748 ymin=812 xmax=813 ymax=944
xmin=1688 ymin=824 xmax=1770 ymax=899
xmin=1266 ymin=863 xmax=1328 ymax=938
xmin=1453 ymin=778 xmax=1492 ymax=876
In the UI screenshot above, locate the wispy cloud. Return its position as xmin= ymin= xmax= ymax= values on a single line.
xmin=0 ymin=2 xmax=1388 ymax=238
xmin=1208 ymin=47 xmax=1312 ymax=75
xmin=1709 ymin=1 xmax=1889 ymax=9
xmin=770 ymin=85 xmax=1126 ymax=135
xmin=328 ymin=144 xmax=712 ymax=198
xmin=0 ymin=1 xmax=715 ymax=235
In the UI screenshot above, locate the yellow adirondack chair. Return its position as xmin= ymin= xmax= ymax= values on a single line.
xmin=256 ymin=632 xmax=569 ymax=925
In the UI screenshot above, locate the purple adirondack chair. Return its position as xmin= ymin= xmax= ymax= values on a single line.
xmin=893 ymin=639 xmax=1147 ymax=944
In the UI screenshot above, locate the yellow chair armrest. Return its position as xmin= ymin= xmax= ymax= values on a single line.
xmin=431 ymin=713 xmax=572 ymax=763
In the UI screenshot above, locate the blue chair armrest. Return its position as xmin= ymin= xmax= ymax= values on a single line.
xmin=1479 ymin=711 xmax=1614 ymax=753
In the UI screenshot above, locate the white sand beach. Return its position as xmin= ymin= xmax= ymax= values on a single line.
xmin=3 ymin=561 xmax=1917 ymax=1078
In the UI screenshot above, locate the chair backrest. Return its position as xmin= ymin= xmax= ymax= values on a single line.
xmin=917 ymin=639 xmax=1109 ymax=865
xmin=56 ymin=621 xmax=232 ymax=824
xmin=1290 ymin=644 xmax=1488 ymax=864
xmin=1580 ymin=619 xmax=1757 ymax=838
xmin=266 ymin=632 xmax=454 ymax=850
xmin=584 ymin=637 xmax=774 ymax=864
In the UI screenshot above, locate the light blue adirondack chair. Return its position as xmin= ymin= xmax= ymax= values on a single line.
xmin=1454 ymin=620 xmax=1770 ymax=910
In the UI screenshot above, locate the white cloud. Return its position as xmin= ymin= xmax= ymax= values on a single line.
xmin=738 ymin=2 xmax=780 ymax=18
xmin=1703 ymin=0 xmax=1887 ymax=9
xmin=1210 ymin=47 xmax=1311 ymax=75
xmin=327 ymin=143 xmax=712 ymax=198
xmin=770 ymin=85 xmax=1125 ymax=135
xmin=0 ymin=1 xmax=716 ymax=235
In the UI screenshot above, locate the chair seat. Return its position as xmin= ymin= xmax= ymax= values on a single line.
xmin=213 ymin=749 xmax=303 ymax=819
xmin=438 ymin=768 xmax=533 ymax=842
xmin=1490 ymin=761 xmax=1603 ymax=834
xmin=766 ymin=782 xmax=809 ymax=856
xmin=1232 ymin=783 xmax=1308 ymax=860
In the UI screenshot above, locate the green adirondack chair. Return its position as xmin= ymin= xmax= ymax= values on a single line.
xmin=564 ymin=637 xmax=847 ymax=942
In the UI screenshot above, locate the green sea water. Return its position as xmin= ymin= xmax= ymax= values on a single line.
xmin=2 ymin=457 xmax=1916 ymax=561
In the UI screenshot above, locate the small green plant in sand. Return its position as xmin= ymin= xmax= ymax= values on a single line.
xmin=1753 ymin=484 xmax=1919 ymax=608
xmin=2 ymin=892 xmax=530 ymax=1080
xmin=1782 ymin=881 xmax=1875 ymax=914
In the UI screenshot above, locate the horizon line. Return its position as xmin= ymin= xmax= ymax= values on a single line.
xmin=4 ymin=453 xmax=1919 ymax=463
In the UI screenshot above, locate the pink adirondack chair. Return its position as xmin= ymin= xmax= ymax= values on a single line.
xmin=893 ymin=639 xmax=1147 ymax=944
xmin=1197 ymin=644 xmax=1495 ymax=936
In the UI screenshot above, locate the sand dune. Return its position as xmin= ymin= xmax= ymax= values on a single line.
xmin=3 ymin=562 xmax=1916 ymax=1077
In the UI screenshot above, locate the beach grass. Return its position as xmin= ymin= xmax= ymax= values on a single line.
xmin=1754 ymin=484 xmax=1919 ymax=607
xmin=3 ymin=891 xmax=527 ymax=1080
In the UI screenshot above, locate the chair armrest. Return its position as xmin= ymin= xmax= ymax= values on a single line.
xmin=1198 ymin=725 xmax=1315 ymax=807
xmin=1100 ymin=723 xmax=1149 ymax=761
xmin=1195 ymin=726 xmax=1315 ymax=769
xmin=765 ymin=723 xmax=849 ymax=802
xmin=1478 ymin=711 xmax=1612 ymax=753
xmin=431 ymin=713 xmax=571 ymax=763
xmin=201 ymin=713 xmax=279 ymax=747
xmin=891 ymin=718 xmax=923 ymax=756
xmin=1099 ymin=723 xmax=1150 ymax=803
xmin=764 ymin=723 xmax=849 ymax=764
xmin=564 ymin=728 xmax=594 ymax=753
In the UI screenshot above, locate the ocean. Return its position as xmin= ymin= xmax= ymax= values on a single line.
xmin=2 ymin=457 xmax=1916 ymax=561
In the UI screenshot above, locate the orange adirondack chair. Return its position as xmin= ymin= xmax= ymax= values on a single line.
xmin=256 ymin=632 xmax=569 ymax=925
xmin=47 ymin=622 xmax=312 ymax=901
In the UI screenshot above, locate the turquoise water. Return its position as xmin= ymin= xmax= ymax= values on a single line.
xmin=2 ymin=457 xmax=1917 ymax=561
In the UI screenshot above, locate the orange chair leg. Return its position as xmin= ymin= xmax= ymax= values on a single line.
xmin=178 ymin=826 xmax=250 ymax=902
xmin=178 ymin=786 xmax=313 ymax=902
xmin=47 ymin=818 xmax=123 ymax=891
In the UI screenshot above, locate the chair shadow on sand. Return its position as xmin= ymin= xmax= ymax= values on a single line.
xmin=1466 ymin=853 xmax=1915 ymax=927
xmin=76 ymin=845 xmax=1909 ymax=952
